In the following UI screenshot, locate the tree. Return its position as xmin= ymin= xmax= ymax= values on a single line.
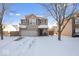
xmin=0 ymin=3 xmax=14 ymax=40
xmin=0 ymin=3 xmax=6 ymax=40
xmin=40 ymin=3 xmax=77 ymax=40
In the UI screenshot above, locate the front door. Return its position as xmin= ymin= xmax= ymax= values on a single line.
xmin=38 ymin=29 xmax=43 ymax=36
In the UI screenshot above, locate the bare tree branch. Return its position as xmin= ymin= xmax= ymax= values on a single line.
xmin=0 ymin=3 xmax=14 ymax=40
xmin=40 ymin=4 xmax=58 ymax=22
xmin=40 ymin=3 xmax=77 ymax=40
xmin=61 ymin=4 xmax=77 ymax=32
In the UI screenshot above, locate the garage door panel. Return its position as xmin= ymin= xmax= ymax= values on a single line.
xmin=21 ymin=30 xmax=38 ymax=36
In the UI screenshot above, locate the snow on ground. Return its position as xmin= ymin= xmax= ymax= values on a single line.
xmin=0 ymin=35 xmax=79 ymax=56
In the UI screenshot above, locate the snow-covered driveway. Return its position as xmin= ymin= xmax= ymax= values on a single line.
xmin=0 ymin=36 xmax=79 ymax=56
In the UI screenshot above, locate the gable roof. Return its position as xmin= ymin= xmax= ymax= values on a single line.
xmin=22 ymin=14 xmax=47 ymax=20
xmin=25 ymin=14 xmax=37 ymax=19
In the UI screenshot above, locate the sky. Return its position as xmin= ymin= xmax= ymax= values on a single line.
xmin=1 ymin=3 xmax=79 ymax=28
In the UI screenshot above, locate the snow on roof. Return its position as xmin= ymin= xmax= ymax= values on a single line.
xmin=38 ymin=25 xmax=48 ymax=28
xmin=19 ymin=25 xmax=27 ymax=28
xmin=3 ymin=25 xmax=19 ymax=32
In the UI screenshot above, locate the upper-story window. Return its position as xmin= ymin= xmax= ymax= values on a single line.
xmin=21 ymin=19 xmax=26 ymax=24
xmin=75 ymin=18 xmax=79 ymax=24
xmin=29 ymin=19 xmax=36 ymax=25
xmin=44 ymin=20 xmax=47 ymax=25
xmin=38 ymin=19 xmax=41 ymax=25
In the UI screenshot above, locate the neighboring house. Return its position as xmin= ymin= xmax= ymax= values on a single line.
xmin=48 ymin=26 xmax=57 ymax=35
xmin=19 ymin=14 xmax=48 ymax=36
xmin=60 ymin=11 xmax=79 ymax=37
xmin=3 ymin=25 xmax=19 ymax=36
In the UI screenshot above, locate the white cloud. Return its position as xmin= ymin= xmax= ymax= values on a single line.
xmin=15 ymin=13 xmax=21 ymax=16
xmin=9 ymin=13 xmax=21 ymax=16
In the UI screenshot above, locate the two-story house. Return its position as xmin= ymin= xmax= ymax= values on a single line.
xmin=19 ymin=14 xmax=48 ymax=36
xmin=60 ymin=11 xmax=79 ymax=37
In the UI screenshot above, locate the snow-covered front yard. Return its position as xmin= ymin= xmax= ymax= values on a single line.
xmin=0 ymin=35 xmax=79 ymax=56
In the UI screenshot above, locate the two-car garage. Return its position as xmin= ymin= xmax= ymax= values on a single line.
xmin=20 ymin=30 xmax=38 ymax=36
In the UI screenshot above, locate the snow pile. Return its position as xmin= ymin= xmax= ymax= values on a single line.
xmin=0 ymin=36 xmax=79 ymax=56
xmin=3 ymin=25 xmax=18 ymax=32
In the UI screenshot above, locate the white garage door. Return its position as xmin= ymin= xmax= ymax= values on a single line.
xmin=21 ymin=30 xmax=38 ymax=36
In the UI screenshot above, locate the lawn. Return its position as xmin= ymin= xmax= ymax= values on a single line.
xmin=0 ymin=35 xmax=79 ymax=56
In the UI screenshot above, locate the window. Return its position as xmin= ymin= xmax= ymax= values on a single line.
xmin=75 ymin=28 xmax=79 ymax=35
xmin=29 ymin=19 xmax=36 ymax=25
xmin=45 ymin=20 xmax=47 ymax=24
xmin=75 ymin=18 xmax=79 ymax=35
xmin=75 ymin=18 xmax=79 ymax=24
xmin=38 ymin=19 xmax=41 ymax=25
xmin=21 ymin=19 xmax=26 ymax=24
